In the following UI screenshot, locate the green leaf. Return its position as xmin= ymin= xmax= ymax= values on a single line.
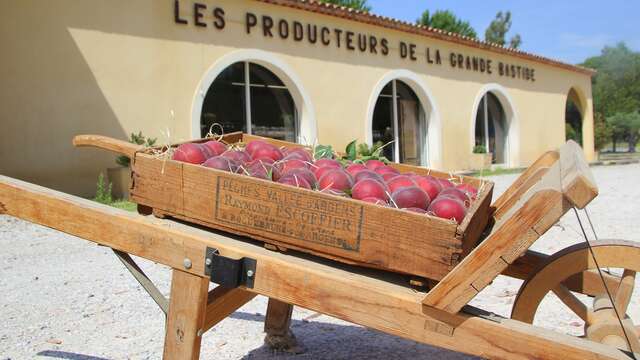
xmin=345 ymin=140 xmax=357 ymax=160
xmin=314 ymin=144 xmax=334 ymax=159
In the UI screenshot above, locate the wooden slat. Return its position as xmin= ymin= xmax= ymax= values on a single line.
xmin=0 ymin=176 xmax=629 ymax=360
xmin=422 ymin=141 xmax=599 ymax=313
xmin=203 ymin=286 xmax=256 ymax=332
xmin=559 ymin=140 xmax=598 ymax=209
xmin=492 ymin=150 xmax=559 ymax=211
xmin=163 ymin=269 xmax=209 ymax=360
xmin=264 ymin=298 xmax=294 ymax=336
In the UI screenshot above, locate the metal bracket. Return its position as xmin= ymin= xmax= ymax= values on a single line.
xmin=462 ymin=305 xmax=504 ymax=323
xmin=204 ymin=247 xmax=257 ymax=289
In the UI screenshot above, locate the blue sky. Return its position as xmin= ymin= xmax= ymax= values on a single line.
xmin=368 ymin=0 xmax=639 ymax=65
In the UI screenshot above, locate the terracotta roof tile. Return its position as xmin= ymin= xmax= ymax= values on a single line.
xmin=255 ymin=0 xmax=596 ymax=76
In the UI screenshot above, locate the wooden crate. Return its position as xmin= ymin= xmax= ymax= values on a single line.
xmin=129 ymin=133 xmax=493 ymax=281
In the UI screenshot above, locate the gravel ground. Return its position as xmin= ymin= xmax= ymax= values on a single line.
xmin=1 ymin=163 xmax=639 ymax=360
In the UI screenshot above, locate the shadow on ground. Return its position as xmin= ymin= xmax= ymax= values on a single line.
xmin=228 ymin=312 xmax=477 ymax=360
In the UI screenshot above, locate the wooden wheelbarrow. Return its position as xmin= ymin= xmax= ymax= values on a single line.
xmin=0 ymin=140 xmax=638 ymax=359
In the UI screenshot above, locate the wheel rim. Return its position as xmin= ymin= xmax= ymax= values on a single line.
xmin=511 ymin=240 xmax=640 ymax=352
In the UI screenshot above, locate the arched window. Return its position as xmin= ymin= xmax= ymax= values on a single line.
xmin=201 ymin=62 xmax=297 ymax=142
xmin=566 ymin=88 xmax=583 ymax=145
xmin=475 ymin=92 xmax=507 ymax=164
xmin=372 ymin=80 xmax=426 ymax=165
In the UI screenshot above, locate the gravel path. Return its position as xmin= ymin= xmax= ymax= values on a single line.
xmin=1 ymin=163 xmax=639 ymax=360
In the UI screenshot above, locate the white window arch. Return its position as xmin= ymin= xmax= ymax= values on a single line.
xmin=470 ymin=84 xmax=519 ymax=167
xmin=366 ymin=70 xmax=442 ymax=168
xmin=191 ymin=50 xmax=316 ymax=143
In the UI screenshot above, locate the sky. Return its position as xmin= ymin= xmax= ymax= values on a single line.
xmin=367 ymin=0 xmax=640 ymax=65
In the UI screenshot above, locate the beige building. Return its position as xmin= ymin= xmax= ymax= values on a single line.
xmin=0 ymin=0 xmax=595 ymax=197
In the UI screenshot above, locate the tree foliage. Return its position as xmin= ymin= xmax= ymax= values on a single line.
xmin=581 ymin=43 xmax=640 ymax=152
xmin=416 ymin=10 xmax=477 ymax=39
xmin=484 ymin=11 xmax=522 ymax=49
xmin=320 ymin=0 xmax=371 ymax=12
xmin=607 ymin=112 xmax=640 ymax=152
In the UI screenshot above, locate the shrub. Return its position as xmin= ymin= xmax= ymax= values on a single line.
xmin=116 ymin=131 xmax=157 ymax=167
xmin=94 ymin=173 xmax=113 ymax=205
xmin=473 ymin=145 xmax=487 ymax=154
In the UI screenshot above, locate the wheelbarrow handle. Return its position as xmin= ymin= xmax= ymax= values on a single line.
xmin=72 ymin=135 xmax=143 ymax=159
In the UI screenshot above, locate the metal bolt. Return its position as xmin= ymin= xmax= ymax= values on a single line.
xmin=183 ymin=258 xmax=192 ymax=269
xmin=246 ymin=270 xmax=254 ymax=278
xmin=197 ymin=329 xmax=204 ymax=337
xmin=205 ymin=258 xmax=212 ymax=267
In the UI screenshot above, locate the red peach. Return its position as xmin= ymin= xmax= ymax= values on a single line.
xmin=172 ymin=143 xmax=207 ymax=164
xmin=381 ymin=172 xmax=400 ymax=182
xmin=438 ymin=188 xmax=471 ymax=207
xmin=275 ymin=159 xmax=308 ymax=175
xmin=346 ymin=163 xmax=367 ymax=177
xmin=391 ymin=186 xmax=430 ymax=210
xmin=251 ymin=143 xmax=283 ymax=162
xmin=436 ymin=178 xmax=454 ymax=189
xmin=202 ymin=156 xmax=238 ymax=172
xmin=456 ymin=183 xmax=478 ymax=200
xmin=202 ymin=140 xmax=227 ymax=157
xmin=283 ymin=147 xmax=313 ymax=163
xmin=245 ymin=140 xmax=269 ymax=157
xmin=354 ymin=170 xmax=385 ymax=184
xmin=283 ymin=168 xmax=317 ymax=188
xmin=278 ymin=174 xmax=311 ymax=189
xmin=313 ymin=158 xmax=342 ymax=169
xmin=318 ymin=169 xmax=353 ymax=192
xmin=428 ymin=197 xmax=467 ymax=224
xmin=386 ymin=175 xmax=417 ymax=193
xmin=374 ymin=166 xmax=400 ymax=176
xmin=410 ymin=175 xmax=441 ymax=202
xmin=221 ymin=150 xmax=251 ymax=164
xmin=365 ymin=159 xmax=386 ymax=170
xmin=352 ymin=179 xmax=388 ymax=201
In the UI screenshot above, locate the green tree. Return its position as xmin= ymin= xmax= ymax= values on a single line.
xmin=416 ymin=10 xmax=477 ymax=38
xmin=320 ymin=0 xmax=371 ymax=12
xmin=593 ymin=113 xmax=612 ymax=152
xmin=484 ymin=11 xmax=522 ymax=48
xmin=607 ymin=112 xmax=640 ymax=152
xmin=582 ymin=43 xmax=640 ymax=118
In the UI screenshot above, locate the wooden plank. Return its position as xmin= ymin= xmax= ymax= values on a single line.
xmin=423 ymin=162 xmax=565 ymax=312
xmin=203 ymin=286 xmax=256 ymax=332
xmin=163 ymin=269 xmax=209 ymax=360
xmin=0 ymin=176 xmax=629 ymax=360
xmin=492 ymin=150 xmax=559 ymax=211
xmin=559 ymin=140 xmax=598 ymax=209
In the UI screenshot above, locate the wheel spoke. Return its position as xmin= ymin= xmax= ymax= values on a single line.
xmin=552 ymin=284 xmax=594 ymax=325
xmin=614 ymin=269 xmax=636 ymax=314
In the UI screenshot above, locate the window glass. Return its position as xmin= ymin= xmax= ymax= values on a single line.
xmin=201 ymin=62 xmax=297 ymax=142
xmin=475 ymin=92 xmax=506 ymax=164
xmin=372 ymin=80 xmax=424 ymax=165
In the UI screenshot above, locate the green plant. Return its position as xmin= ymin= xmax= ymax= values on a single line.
xmin=342 ymin=140 xmax=390 ymax=163
xmin=593 ymin=113 xmax=612 ymax=151
xmin=94 ymin=173 xmax=113 ymax=205
xmin=473 ymin=145 xmax=487 ymax=154
xmin=116 ymin=131 xmax=157 ymax=167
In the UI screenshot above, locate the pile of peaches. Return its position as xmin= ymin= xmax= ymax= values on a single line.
xmin=172 ymin=139 xmax=479 ymax=224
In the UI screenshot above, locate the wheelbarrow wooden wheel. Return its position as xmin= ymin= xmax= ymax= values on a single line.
xmin=511 ymin=240 xmax=640 ymax=353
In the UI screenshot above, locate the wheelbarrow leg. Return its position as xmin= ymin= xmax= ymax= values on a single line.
xmin=264 ymin=298 xmax=305 ymax=353
xmin=164 ymin=269 xmax=209 ymax=360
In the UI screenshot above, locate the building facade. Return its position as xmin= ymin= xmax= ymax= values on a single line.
xmin=0 ymin=0 xmax=595 ymax=196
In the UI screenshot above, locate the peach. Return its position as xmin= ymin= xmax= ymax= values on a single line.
xmin=456 ymin=183 xmax=478 ymax=200
xmin=438 ymin=188 xmax=470 ymax=206
xmin=410 ymin=175 xmax=441 ymax=202
xmin=354 ymin=170 xmax=385 ymax=184
xmin=245 ymin=140 xmax=269 ymax=157
xmin=318 ymin=169 xmax=353 ymax=192
xmin=172 ymin=143 xmax=207 ymax=164
xmin=391 ymin=186 xmax=430 ymax=210
xmin=352 ymin=179 xmax=387 ymax=201
xmin=374 ymin=166 xmax=400 ymax=176
xmin=283 ymin=147 xmax=313 ymax=163
xmin=346 ymin=163 xmax=367 ymax=177
xmin=221 ymin=150 xmax=251 ymax=164
xmin=313 ymin=158 xmax=342 ymax=169
xmin=428 ymin=197 xmax=467 ymax=224
xmin=278 ymin=174 xmax=311 ymax=189
xmin=251 ymin=143 xmax=284 ymax=162
xmin=275 ymin=159 xmax=308 ymax=176
xmin=202 ymin=140 xmax=227 ymax=157
xmin=283 ymin=168 xmax=317 ymax=188
xmin=386 ymin=175 xmax=416 ymax=193
xmin=365 ymin=159 xmax=386 ymax=170
xmin=436 ymin=178 xmax=454 ymax=189
xmin=202 ymin=156 xmax=238 ymax=172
